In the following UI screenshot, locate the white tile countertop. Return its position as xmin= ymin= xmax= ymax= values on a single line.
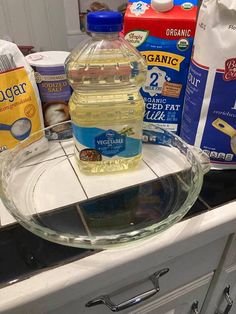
xmin=0 ymin=139 xmax=191 ymax=227
xmin=0 ymin=198 xmax=236 ymax=313
xmin=0 ymin=138 xmax=236 ymax=313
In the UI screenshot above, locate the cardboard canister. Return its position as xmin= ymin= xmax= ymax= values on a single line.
xmin=26 ymin=51 xmax=72 ymax=139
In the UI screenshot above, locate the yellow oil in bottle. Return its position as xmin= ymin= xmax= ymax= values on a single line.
xmin=65 ymin=12 xmax=147 ymax=174
xmin=70 ymin=90 xmax=145 ymax=173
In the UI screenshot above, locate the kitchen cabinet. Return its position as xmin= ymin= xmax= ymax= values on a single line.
xmin=50 ymin=274 xmax=213 ymax=314
xmin=129 ymin=274 xmax=212 ymax=314
xmin=48 ymin=233 xmax=236 ymax=314
xmin=213 ymin=269 xmax=236 ymax=314
xmin=1 ymin=202 xmax=236 ymax=314
xmin=201 ymin=234 xmax=236 ymax=314
xmin=44 ymin=236 xmax=227 ymax=314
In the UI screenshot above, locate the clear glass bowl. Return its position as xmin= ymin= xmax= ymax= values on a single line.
xmin=0 ymin=122 xmax=210 ymax=249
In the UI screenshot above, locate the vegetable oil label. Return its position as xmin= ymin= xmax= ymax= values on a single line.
xmin=72 ymin=124 xmax=142 ymax=161
xmin=124 ymin=0 xmax=198 ymax=134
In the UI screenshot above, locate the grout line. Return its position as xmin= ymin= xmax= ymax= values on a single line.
xmin=76 ymin=176 xmax=166 ymax=206
xmin=60 ymin=142 xmax=91 ymax=237
xmin=60 ymin=143 xmax=88 ymax=199
xmin=67 ymin=158 xmax=89 ymax=199
xmin=75 ymin=145 xmax=80 ymax=153
xmin=59 ymin=144 xmax=166 ymax=203
xmin=60 ymin=143 xmax=164 ymax=202
xmin=60 ymin=142 xmax=161 ymax=199
xmin=76 ymin=204 xmax=92 ymax=237
xmin=198 ymin=196 xmax=212 ymax=210
xmin=142 ymin=159 xmax=160 ymax=178
xmin=19 ymin=154 xmax=71 ymax=169
xmin=59 ymin=140 xmax=77 ymax=156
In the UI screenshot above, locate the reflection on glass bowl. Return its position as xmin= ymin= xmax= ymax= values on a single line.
xmin=0 ymin=121 xmax=209 ymax=249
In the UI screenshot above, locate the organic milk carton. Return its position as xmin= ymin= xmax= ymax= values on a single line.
xmin=124 ymin=0 xmax=197 ymax=138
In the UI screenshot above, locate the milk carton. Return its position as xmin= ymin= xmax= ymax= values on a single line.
xmin=124 ymin=0 xmax=197 ymax=137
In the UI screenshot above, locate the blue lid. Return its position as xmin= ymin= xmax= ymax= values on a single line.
xmin=87 ymin=11 xmax=123 ymax=32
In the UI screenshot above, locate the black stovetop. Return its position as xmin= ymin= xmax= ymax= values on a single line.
xmin=186 ymin=169 xmax=236 ymax=217
xmin=0 ymin=170 xmax=236 ymax=289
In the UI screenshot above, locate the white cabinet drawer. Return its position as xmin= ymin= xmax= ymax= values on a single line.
xmin=215 ymin=265 xmax=236 ymax=314
xmin=49 ymin=273 xmax=213 ymax=314
xmin=202 ymin=264 xmax=236 ymax=314
xmin=46 ymin=238 xmax=226 ymax=314
xmin=130 ymin=273 xmax=213 ymax=314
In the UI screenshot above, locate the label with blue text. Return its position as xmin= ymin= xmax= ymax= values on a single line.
xmin=72 ymin=124 xmax=142 ymax=161
xmin=180 ymin=59 xmax=236 ymax=165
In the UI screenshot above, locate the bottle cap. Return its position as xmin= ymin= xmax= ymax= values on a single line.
xmin=87 ymin=11 xmax=123 ymax=32
xmin=151 ymin=0 xmax=174 ymax=12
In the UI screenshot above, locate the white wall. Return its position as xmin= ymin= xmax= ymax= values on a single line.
xmin=0 ymin=0 xmax=128 ymax=51
xmin=79 ymin=0 xmax=127 ymax=11
xmin=63 ymin=0 xmax=128 ymax=49
xmin=0 ymin=0 xmax=69 ymax=51
xmin=63 ymin=0 xmax=88 ymax=50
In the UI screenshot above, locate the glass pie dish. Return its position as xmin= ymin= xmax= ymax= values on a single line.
xmin=0 ymin=122 xmax=210 ymax=249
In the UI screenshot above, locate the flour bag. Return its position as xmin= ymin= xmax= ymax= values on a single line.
xmin=0 ymin=40 xmax=43 ymax=152
xmin=180 ymin=0 xmax=236 ymax=169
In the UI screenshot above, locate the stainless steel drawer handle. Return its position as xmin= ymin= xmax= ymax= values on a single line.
xmin=192 ymin=300 xmax=199 ymax=314
xmin=223 ymin=286 xmax=234 ymax=314
xmin=86 ymin=268 xmax=169 ymax=312
xmin=215 ymin=285 xmax=233 ymax=314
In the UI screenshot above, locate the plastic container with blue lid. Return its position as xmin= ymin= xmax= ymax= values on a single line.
xmin=65 ymin=12 xmax=147 ymax=174
xmin=87 ymin=11 xmax=123 ymax=32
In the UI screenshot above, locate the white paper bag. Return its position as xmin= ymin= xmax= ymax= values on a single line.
xmin=180 ymin=0 xmax=236 ymax=169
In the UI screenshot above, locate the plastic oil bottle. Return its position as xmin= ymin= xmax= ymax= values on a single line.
xmin=65 ymin=11 xmax=147 ymax=174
